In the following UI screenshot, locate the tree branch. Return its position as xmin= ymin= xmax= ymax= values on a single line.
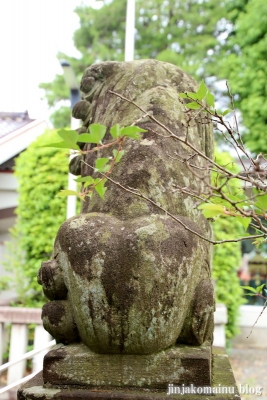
xmin=82 ymin=160 xmax=266 ymax=245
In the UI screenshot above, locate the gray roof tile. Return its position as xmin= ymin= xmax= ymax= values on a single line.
xmin=0 ymin=111 xmax=34 ymax=139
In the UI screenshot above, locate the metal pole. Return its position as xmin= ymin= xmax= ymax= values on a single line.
xmin=125 ymin=0 xmax=136 ymax=61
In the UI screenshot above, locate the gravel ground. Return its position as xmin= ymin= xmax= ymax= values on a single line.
xmin=228 ymin=346 xmax=267 ymax=400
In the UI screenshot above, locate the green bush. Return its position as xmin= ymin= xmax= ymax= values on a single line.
xmin=213 ymin=217 xmax=244 ymax=339
xmin=212 ymin=149 xmax=244 ymax=340
xmin=4 ymin=130 xmax=69 ymax=307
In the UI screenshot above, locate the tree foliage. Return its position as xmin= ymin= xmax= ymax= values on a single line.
xmin=212 ymin=150 xmax=244 ymax=339
xmin=213 ymin=216 xmax=244 ymax=339
xmin=40 ymin=0 xmax=267 ymax=154
xmin=3 ymin=131 xmax=68 ymax=307
xmin=219 ymin=0 xmax=267 ymax=154
xmin=40 ymin=0 xmax=228 ymax=128
xmin=135 ymin=0 xmax=225 ymax=76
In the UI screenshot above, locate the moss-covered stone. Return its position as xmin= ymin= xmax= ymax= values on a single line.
xmin=38 ymin=60 xmax=214 ymax=357
xmin=18 ymin=348 xmax=240 ymax=399
xmin=43 ymin=342 xmax=212 ymax=388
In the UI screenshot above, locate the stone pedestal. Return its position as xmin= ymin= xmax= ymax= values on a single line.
xmin=43 ymin=343 xmax=211 ymax=388
xmin=17 ymin=347 xmax=240 ymax=400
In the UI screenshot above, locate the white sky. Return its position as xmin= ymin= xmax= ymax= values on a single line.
xmin=0 ymin=0 xmax=99 ymax=121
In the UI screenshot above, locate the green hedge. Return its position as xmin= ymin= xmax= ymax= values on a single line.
xmin=212 ymin=150 xmax=244 ymax=340
xmin=213 ymin=217 xmax=244 ymax=339
xmin=4 ymin=130 xmax=69 ymax=307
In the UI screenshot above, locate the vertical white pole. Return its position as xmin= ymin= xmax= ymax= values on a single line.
xmin=66 ymin=117 xmax=81 ymax=219
xmin=60 ymin=61 xmax=80 ymax=220
xmin=125 ymin=0 xmax=136 ymax=61
xmin=66 ymin=166 xmax=77 ymax=219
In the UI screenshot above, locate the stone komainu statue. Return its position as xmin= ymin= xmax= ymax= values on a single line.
xmin=38 ymin=60 xmax=214 ymax=355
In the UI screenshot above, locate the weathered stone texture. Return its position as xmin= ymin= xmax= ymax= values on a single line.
xmin=38 ymin=60 xmax=214 ymax=356
xmin=17 ymin=348 xmax=241 ymax=400
xmin=43 ymin=342 xmax=212 ymax=387
xmin=74 ymin=60 xmax=214 ymax=223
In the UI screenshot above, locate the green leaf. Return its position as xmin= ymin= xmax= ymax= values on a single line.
xmin=41 ymin=141 xmax=75 ymax=150
xmin=120 ymin=125 xmax=147 ymax=139
xmin=196 ymin=81 xmax=208 ymax=101
xmin=198 ymin=203 xmax=224 ymax=218
xmin=206 ymin=91 xmax=215 ymax=108
xmin=185 ymin=102 xmax=201 ymax=110
xmin=113 ymin=149 xmax=125 ymax=163
xmin=235 ymin=216 xmax=251 ymax=230
xmin=202 ymin=210 xmax=222 ymax=218
xmin=254 ymin=194 xmax=267 ymax=212
xmin=57 ymin=129 xmax=79 ymax=150
xmin=40 ymin=129 xmax=79 ymax=150
xmin=82 ymin=123 xmax=107 ymax=144
xmin=179 ymin=93 xmax=189 ymax=98
xmin=78 ymin=134 xmax=95 ymax=143
xmin=84 ymin=180 xmax=95 ymax=188
xmin=225 ymin=193 xmax=248 ymax=207
xmin=252 ymin=237 xmax=266 ymax=247
xmin=198 ymin=203 xmax=224 ymax=211
xmin=240 ymin=286 xmax=258 ymax=293
xmin=95 ymin=157 xmax=110 ymax=172
xmin=110 ymin=124 xmax=121 ymax=139
xmin=186 ymin=92 xmax=199 ymax=100
xmin=94 ymin=178 xmax=107 ymax=199
xmin=256 ymin=283 xmax=266 ymax=294
xmin=235 ymin=232 xmax=252 ymax=239
xmin=74 ymin=176 xmax=94 ymax=184
xmin=56 ymin=190 xmax=81 ymax=197
xmin=222 ymin=109 xmax=232 ymax=116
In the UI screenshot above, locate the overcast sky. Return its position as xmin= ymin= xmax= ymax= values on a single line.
xmin=0 ymin=0 xmax=97 ymax=121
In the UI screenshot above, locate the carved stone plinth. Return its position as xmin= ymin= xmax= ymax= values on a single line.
xmin=43 ymin=343 xmax=211 ymax=388
xmin=17 ymin=348 xmax=240 ymax=400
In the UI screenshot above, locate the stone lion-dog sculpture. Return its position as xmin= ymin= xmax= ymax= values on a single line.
xmin=38 ymin=59 xmax=214 ymax=355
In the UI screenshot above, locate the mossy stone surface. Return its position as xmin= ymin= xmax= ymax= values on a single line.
xmin=41 ymin=213 xmax=214 ymax=354
xmin=17 ymin=347 xmax=240 ymax=400
xmin=38 ymin=60 xmax=214 ymax=355
xmin=43 ymin=342 xmax=212 ymax=388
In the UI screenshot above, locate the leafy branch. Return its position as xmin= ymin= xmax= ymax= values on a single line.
xmin=43 ymin=123 xmax=146 ymax=200
xmin=109 ymin=85 xmax=267 ymax=245
xmin=43 ymin=81 xmax=267 ymax=333
xmin=44 ymin=82 xmax=267 ymax=245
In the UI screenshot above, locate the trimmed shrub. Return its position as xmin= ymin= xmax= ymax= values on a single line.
xmin=4 ymin=130 xmax=69 ymax=307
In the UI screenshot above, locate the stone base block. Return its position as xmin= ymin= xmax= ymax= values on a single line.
xmin=17 ymin=347 xmax=241 ymax=400
xmin=43 ymin=342 xmax=211 ymax=388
